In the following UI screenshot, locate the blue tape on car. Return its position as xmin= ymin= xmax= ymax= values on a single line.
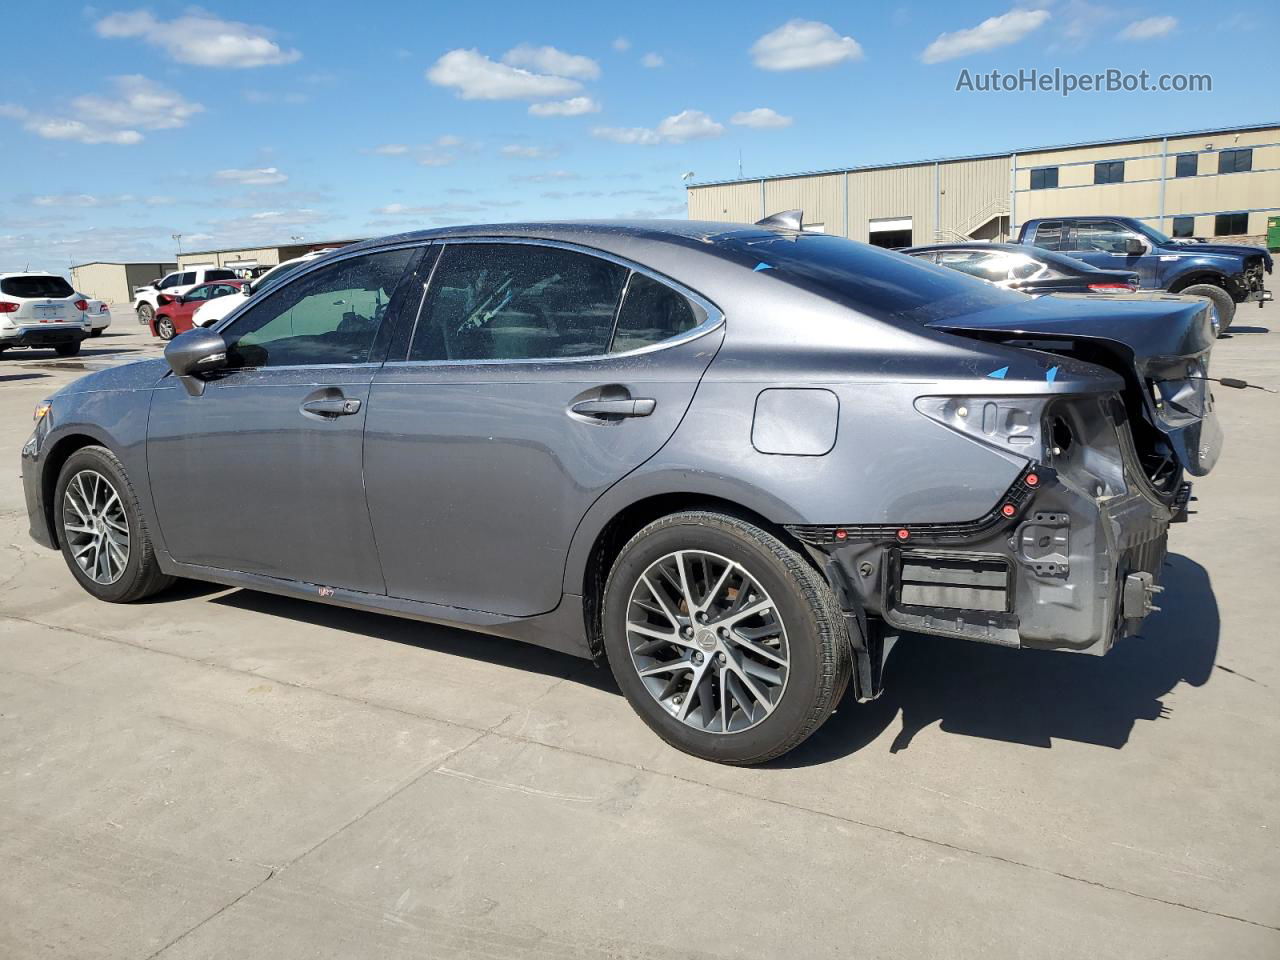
xmin=987 ymin=366 xmax=1009 ymax=380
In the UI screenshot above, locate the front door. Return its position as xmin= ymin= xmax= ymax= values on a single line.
xmin=1066 ymin=220 xmax=1160 ymax=288
xmin=363 ymin=240 xmax=724 ymax=617
xmin=147 ymin=246 xmax=419 ymax=593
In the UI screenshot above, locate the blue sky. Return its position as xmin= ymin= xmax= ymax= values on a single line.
xmin=3 ymin=1 xmax=1276 ymax=273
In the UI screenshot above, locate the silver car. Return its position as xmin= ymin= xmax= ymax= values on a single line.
xmin=20 ymin=218 xmax=1221 ymax=763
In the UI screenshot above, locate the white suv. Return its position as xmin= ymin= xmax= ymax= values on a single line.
xmin=190 ymin=250 xmax=336 ymax=328
xmin=134 ymin=267 xmax=239 ymax=325
xmin=0 ymin=273 xmax=92 ymax=357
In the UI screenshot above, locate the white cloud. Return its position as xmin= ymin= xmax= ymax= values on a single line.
xmin=751 ymin=20 xmax=864 ymax=71
xmin=2 ymin=75 xmax=202 ymax=145
xmin=593 ymin=109 xmax=724 ymax=146
xmin=373 ymin=202 xmax=484 ymax=217
xmin=641 ymin=52 xmax=664 ymax=68
xmin=427 ymin=49 xmax=582 ymax=100
xmin=612 ymin=37 xmax=631 ymax=52
xmin=592 ymin=126 xmax=662 ymax=145
xmin=529 ymin=96 xmax=600 ymax=116
xmin=730 ymin=107 xmax=793 ymax=129
xmin=32 ymin=194 xmax=112 ymax=207
xmin=921 ymin=9 xmax=1050 ymax=63
xmin=500 ymin=144 xmax=555 ymax=158
xmin=214 ymin=167 xmax=289 ymax=186
xmin=502 ymin=44 xmax=600 ymax=80
xmin=1120 ymin=16 xmax=1177 ymax=40
xmin=371 ymin=143 xmax=410 ymax=155
xmin=95 ymin=9 xmax=301 ymax=68
xmin=509 ymin=170 xmax=582 ymax=183
xmin=657 ymin=110 xmax=724 ymax=143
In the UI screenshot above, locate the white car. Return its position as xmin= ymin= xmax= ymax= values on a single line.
xmin=85 ymin=299 xmax=112 ymax=336
xmin=0 ymin=272 xmax=92 ymax=357
xmin=134 ymin=266 xmax=238 ymax=326
xmin=191 ymin=251 xmax=332 ymax=328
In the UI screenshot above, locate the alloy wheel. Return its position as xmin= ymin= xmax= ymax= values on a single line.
xmin=156 ymin=318 xmax=175 ymax=340
xmin=626 ymin=550 xmax=790 ymax=734
xmin=62 ymin=470 xmax=130 ymax=585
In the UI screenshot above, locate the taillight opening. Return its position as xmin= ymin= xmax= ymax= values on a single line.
xmin=74 ymin=299 xmax=88 ymax=311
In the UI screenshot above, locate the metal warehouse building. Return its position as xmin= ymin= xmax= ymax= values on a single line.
xmin=70 ymin=261 xmax=177 ymax=305
xmin=175 ymin=238 xmax=363 ymax=274
xmin=686 ymin=121 xmax=1279 ymax=248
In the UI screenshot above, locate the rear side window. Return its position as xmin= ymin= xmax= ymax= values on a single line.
xmin=611 ymin=273 xmax=705 ymax=353
xmin=0 ymin=275 xmax=75 ymax=298
xmin=179 ymin=272 xmax=196 ymax=285
xmin=205 ymin=269 xmax=236 ymax=281
xmin=1030 ymin=221 xmax=1065 ymax=251
xmin=409 ymin=243 xmax=627 ymax=362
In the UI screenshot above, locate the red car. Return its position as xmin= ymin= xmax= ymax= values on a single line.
xmin=150 ymin=279 xmax=246 ymax=340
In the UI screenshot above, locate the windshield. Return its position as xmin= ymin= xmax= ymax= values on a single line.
xmin=707 ymin=231 xmax=1024 ymax=325
xmin=1131 ymin=222 xmax=1171 ymax=245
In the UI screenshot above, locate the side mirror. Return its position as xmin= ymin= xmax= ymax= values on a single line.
xmin=241 ymin=282 xmax=253 ymax=296
xmin=1125 ymin=237 xmax=1147 ymax=256
xmin=165 ymin=328 xmax=228 ymax=397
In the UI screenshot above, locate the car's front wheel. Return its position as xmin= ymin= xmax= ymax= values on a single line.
xmin=54 ymin=445 xmax=174 ymax=603
xmin=1180 ymin=283 xmax=1235 ymax=335
xmin=602 ymin=511 xmax=851 ymax=764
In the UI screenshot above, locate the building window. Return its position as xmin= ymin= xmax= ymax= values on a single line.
xmin=1171 ymin=216 xmax=1195 ymax=238
xmin=1218 ymin=148 xmax=1253 ymax=174
xmin=1175 ymin=153 xmax=1198 ymax=178
xmin=1029 ymin=167 xmax=1058 ymax=190
xmin=1214 ymin=212 xmax=1249 ymax=236
xmin=1093 ymin=161 xmax=1125 ymax=185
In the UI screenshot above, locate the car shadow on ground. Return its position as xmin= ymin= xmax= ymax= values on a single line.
xmin=198 ymin=553 xmax=1217 ymax=763
xmin=208 ymin=588 xmax=616 ymax=691
xmin=1224 ymin=325 xmax=1269 ymax=334
xmin=777 ymin=553 xmax=1219 ymax=767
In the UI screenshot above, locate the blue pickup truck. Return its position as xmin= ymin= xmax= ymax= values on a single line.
xmin=1016 ymin=216 xmax=1272 ymax=332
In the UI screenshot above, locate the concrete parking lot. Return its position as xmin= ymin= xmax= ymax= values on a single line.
xmin=2 ymin=303 xmax=1278 ymax=959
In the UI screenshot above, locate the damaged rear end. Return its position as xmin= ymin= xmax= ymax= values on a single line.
xmin=791 ymin=294 xmax=1222 ymax=671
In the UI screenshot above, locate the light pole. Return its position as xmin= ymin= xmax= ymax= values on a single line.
xmin=172 ymin=233 xmax=183 ymax=256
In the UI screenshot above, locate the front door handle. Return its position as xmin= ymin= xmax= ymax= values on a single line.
xmin=301 ymin=396 xmax=362 ymax=418
xmin=570 ymin=397 xmax=656 ymax=419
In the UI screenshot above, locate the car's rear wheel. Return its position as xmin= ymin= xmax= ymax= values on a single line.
xmin=54 ymin=445 xmax=174 ymax=603
xmin=602 ymin=511 xmax=851 ymax=764
xmin=137 ymin=303 xmax=153 ymax=324
xmin=155 ymin=316 xmax=176 ymax=340
xmin=89 ymin=329 xmax=104 ymax=338
xmin=1180 ymin=283 xmax=1235 ymax=335
xmin=54 ymin=342 xmax=81 ymax=357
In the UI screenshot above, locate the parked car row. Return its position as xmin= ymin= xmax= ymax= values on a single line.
xmin=23 ymin=215 xmax=1224 ymax=763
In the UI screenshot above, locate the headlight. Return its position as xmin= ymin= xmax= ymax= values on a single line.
xmin=33 ymin=401 xmax=51 ymax=423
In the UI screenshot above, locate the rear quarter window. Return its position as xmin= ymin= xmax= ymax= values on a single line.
xmin=205 ymin=269 xmax=237 ymax=281
xmin=1 ymin=275 xmax=75 ymax=298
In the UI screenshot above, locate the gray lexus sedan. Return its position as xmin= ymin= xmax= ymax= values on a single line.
xmin=20 ymin=217 xmax=1221 ymax=764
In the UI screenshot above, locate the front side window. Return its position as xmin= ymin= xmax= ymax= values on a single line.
xmin=179 ymin=272 xmax=196 ymax=285
xmin=611 ymin=272 xmax=705 ymax=352
xmin=409 ymin=244 xmax=627 ymax=362
xmin=1218 ymin=148 xmax=1252 ymax=174
xmin=222 ymin=247 xmax=414 ymax=368
xmin=158 ymin=274 xmax=182 ymax=290
xmin=1093 ymin=161 xmax=1125 ymax=185
xmin=1214 ymin=212 xmax=1249 ymax=236
xmin=1031 ymin=221 xmax=1065 ymax=251
xmin=1175 ymin=153 xmax=1198 ymax=178
xmin=1171 ymin=216 xmax=1195 ymax=238
xmin=1072 ymin=221 xmax=1140 ymax=254
xmin=1029 ymin=167 xmax=1058 ymax=190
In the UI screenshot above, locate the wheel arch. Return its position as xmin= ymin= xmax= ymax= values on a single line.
xmin=571 ymin=488 xmax=813 ymax=661
xmin=1168 ymin=268 xmax=1229 ymax=294
xmin=39 ymin=430 xmax=115 ymax=549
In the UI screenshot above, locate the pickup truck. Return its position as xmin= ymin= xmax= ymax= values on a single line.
xmin=1016 ymin=216 xmax=1272 ymax=332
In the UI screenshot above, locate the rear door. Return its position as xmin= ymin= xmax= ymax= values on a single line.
xmin=363 ymin=239 xmax=724 ymax=617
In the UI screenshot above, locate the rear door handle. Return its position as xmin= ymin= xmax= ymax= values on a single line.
xmin=570 ymin=398 xmax=656 ymax=419
xmin=301 ymin=396 xmax=362 ymax=418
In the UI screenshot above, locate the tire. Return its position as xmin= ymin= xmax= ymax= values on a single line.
xmin=602 ymin=511 xmax=851 ymax=765
xmin=53 ymin=445 xmax=174 ymax=603
xmin=155 ymin=316 xmax=176 ymax=341
xmin=1180 ymin=283 xmax=1235 ymax=335
xmin=137 ymin=303 xmax=154 ymax=324
xmin=89 ymin=329 xmax=104 ymax=338
xmin=54 ymin=342 xmax=81 ymax=357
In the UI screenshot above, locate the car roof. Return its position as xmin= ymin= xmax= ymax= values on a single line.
xmin=0 ymin=271 xmax=63 ymax=278
xmin=901 ymin=242 xmax=1028 ymax=255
